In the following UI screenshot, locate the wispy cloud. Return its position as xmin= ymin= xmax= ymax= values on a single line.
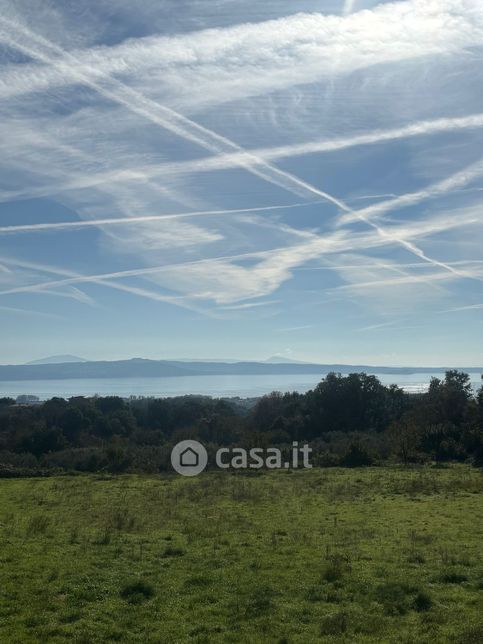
xmin=442 ymin=303 xmax=483 ymax=312
xmin=339 ymin=158 xmax=483 ymax=227
xmin=155 ymin=113 xmax=483 ymax=179
xmin=0 ymin=13 xmax=471 ymax=300
xmin=0 ymin=14 xmax=349 ymax=214
xmin=278 ymin=324 xmax=313 ymax=332
xmin=0 ymin=255 xmax=204 ymax=313
xmin=331 ymin=272 xmax=457 ymax=293
xmin=1 ymin=0 xmax=481 ymax=110
xmin=5 ymin=113 xmax=483 ymax=205
xmin=0 ymin=0 xmax=482 ymax=364
xmin=1 ymin=200 xmax=480 ymax=308
xmin=0 ymin=202 xmax=315 ymax=235
xmin=356 ymin=321 xmax=395 ymax=332
xmin=0 ymin=304 xmax=62 ymax=320
xmin=219 ymin=300 xmax=280 ymax=311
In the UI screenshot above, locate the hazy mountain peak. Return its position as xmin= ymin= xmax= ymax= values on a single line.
xmin=264 ymin=355 xmax=307 ymax=364
xmin=26 ymin=355 xmax=87 ymax=365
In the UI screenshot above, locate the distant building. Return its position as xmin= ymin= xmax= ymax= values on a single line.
xmin=15 ymin=394 xmax=41 ymax=405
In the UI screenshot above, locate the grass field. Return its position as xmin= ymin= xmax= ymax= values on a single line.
xmin=0 ymin=466 xmax=482 ymax=643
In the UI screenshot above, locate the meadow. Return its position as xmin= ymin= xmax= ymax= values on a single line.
xmin=0 ymin=466 xmax=482 ymax=643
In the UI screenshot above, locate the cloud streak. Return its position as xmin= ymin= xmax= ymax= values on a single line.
xmin=1 ymin=0 xmax=482 ymax=111
xmin=2 ymin=206 xmax=478 ymax=306
xmin=0 ymin=15 xmax=349 ymax=213
xmin=0 ymin=202 xmax=318 ymax=235
xmin=0 ymin=0 xmax=482 ymax=356
xmin=0 ymin=15 xmax=475 ymax=297
xmin=339 ymin=158 xmax=483 ymax=226
xmin=4 ymin=112 xmax=483 ymax=206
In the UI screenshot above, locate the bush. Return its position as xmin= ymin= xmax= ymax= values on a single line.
xmin=161 ymin=545 xmax=185 ymax=558
xmin=340 ymin=444 xmax=374 ymax=467
xmin=320 ymin=611 xmax=349 ymax=636
xmin=458 ymin=623 xmax=483 ymax=644
xmin=407 ymin=551 xmax=426 ymax=564
xmin=119 ymin=580 xmax=155 ymax=604
xmin=413 ymin=590 xmax=433 ymax=612
xmin=245 ymin=586 xmax=275 ymax=615
xmin=375 ymin=582 xmax=417 ymax=616
xmin=323 ymin=554 xmax=351 ymax=582
xmin=305 ymin=585 xmax=324 ymax=602
xmin=440 ymin=571 xmax=468 ymax=584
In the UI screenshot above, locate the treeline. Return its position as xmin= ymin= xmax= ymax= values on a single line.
xmin=0 ymin=370 xmax=482 ymax=474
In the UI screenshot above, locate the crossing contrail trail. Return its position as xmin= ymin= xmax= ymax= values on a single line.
xmin=3 ymin=112 xmax=483 ymax=204
xmin=0 ymin=15 xmax=349 ymax=213
xmin=0 ymin=255 xmax=213 ymax=314
xmin=0 ymin=202 xmax=318 ymax=235
xmin=0 ymin=15 xmax=477 ymax=288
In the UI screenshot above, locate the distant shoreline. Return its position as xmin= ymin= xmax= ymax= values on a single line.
xmin=0 ymin=358 xmax=481 ymax=382
xmin=1 ymin=371 xmax=481 ymax=402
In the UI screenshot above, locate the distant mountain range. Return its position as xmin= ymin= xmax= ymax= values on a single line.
xmin=264 ymin=355 xmax=308 ymax=364
xmin=0 ymin=356 xmax=480 ymax=382
xmin=26 ymin=355 xmax=88 ymax=365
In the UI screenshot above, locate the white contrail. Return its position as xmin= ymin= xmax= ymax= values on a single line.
xmin=0 ymin=202 xmax=319 ymax=235
xmin=0 ymin=210 xmax=479 ymax=303
xmin=343 ymin=0 xmax=357 ymax=16
xmin=220 ymin=300 xmax=280 ymax=311
xmin=0 ymin=16 xmax=470 ymax=227
xmin=330 ymin=271 xmax=457 ymax=292
xmin=0 ymin=304 xmax=62 ymax=319
xmin=0 ymin=16 xmax=349 ymax=212
xmin=442 ymin=303 xmax=483 ymax=312
xmin=0 ymin=250 xmax=288 ymax=298
xmin=191 ymin=113 xmax=483 ymax=175
xmin=327 ymin=158 xmax=483 ymax=282
xmin=0 ymin=256 xmax=211 ymax=314
xmin=4 ymin=113 xmax=483 ymax=204
xmin=1 ymin=0 xmax=480 ymax=111
xmin=2 ymin=118 xmax=478 ymax=283
xmin=297 ymin=259 xmax=483 ymax=271
xmin=356 ymin=322 xmax=395 ymax=332
xmin=339 ymin=157 xmax=483 ymax=226
xmin=0 ymin=16 xmax=477 ymax=288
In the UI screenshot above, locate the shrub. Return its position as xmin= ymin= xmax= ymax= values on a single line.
xmin=184 ymin=575 xmax=212 ymax=589
xmin=458 ymin=623 xmax=483 ymax=644
xmin=305 ymin=585 xmax=324 ymax=602
xmin=413 ymin=590 xmax=433 ymax=612
xmin=375 ymin=582 xmax=416 ymax=616
xmin=323 ymin=554 xmax=351 ymax=582
xmin=407 ymin=551 xmax=426 ymax=564
xmin=340 ymin=444 xmax=374 ymax=467
xmin=161 ymin=545 xmax=185 ymax=558
xmin=119 ymin=580 xmax=155 ymax=604
xmin=320 ymin=611 xmax=349 ymax=636
xmin=440 ymin=571 xmax=468 ymax=584
xmin=245 ymin=586 xmax=275 ymax=615
xmin=93 ymin=528 xmax=112 ymax=546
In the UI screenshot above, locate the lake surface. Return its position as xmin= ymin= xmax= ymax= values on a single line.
xmin=1 ymin=372 xmax=481 ymax=400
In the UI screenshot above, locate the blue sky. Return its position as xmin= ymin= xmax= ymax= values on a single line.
xmin=0 ymin=0 xmax=483 ymax=366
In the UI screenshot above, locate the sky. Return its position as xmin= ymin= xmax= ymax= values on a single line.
xmin=0 ymin=0 xmax=483 ymax=367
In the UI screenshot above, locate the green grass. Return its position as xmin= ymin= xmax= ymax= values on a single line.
xmin=0 ymin=466 xmax=482 ymax=642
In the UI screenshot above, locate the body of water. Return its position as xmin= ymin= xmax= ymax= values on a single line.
xmin=1 ymin=372 xmax=481 ymax=400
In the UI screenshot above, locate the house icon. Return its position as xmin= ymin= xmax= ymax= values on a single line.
xmin=180 ymin=446 xmax=200 ymax=468
xmin=171 ymin=440 xmax=207 ymax=476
